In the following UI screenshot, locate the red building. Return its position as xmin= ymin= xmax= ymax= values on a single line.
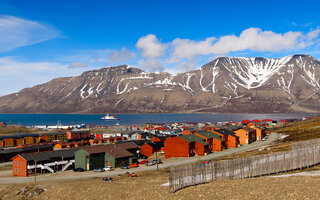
xmin=164 ymin=136 xmax=195 ymax=158
xmin=140 ymin=141 xmax=163 ymax=158
xmin=95 ymin=133 xmax=103 ymax=139
xmin=66 ymin=130 xmax=91 ymax=140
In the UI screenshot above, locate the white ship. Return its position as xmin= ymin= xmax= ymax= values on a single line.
xmin=101 ymin=114 xmax=119 ymax=120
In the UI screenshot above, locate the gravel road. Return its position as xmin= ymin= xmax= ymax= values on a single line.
xmin=0 ymin=132 xmax=280 ymax=184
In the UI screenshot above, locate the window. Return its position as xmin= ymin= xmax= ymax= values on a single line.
xmin=15 ymin=161 xmax=18 ymax=165
xmin=15 ymin=168 xmax=18 ymax=172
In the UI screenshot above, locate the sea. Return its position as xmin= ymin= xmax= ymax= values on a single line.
xmin=0 ymin=113 xmax=318 ymax=127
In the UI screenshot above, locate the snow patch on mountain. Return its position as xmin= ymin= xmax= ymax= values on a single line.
xmin=220 ymin=56 xmax=293 ymax=90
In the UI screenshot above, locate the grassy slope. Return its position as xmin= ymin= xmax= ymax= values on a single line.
xmin=0 ymin=125 xmax=40 ymax=135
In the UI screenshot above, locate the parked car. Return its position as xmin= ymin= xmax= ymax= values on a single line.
xmin=152 ymin=159 xmax=162 ymax=164
xmin=146 ymin=161 xmax=155 ymax=166
xmin=104 ymin=166 xmax=114 ymax=171
xmin=120 ymin=165 xmax=130 ymax=169
xmin=102 ymin=177 xmax=113 ymax=182
xmin=128 ymin=173 xmax=137 ymax=177
xmin=129 ymin=163 xmax=139 ymax=168
xmin=93 ymin=168 xmax=105 ymax=172
xmin=73 ymin=168 xmax=85 ymax=172
xmin=203 ymin=160 xmax=211 ymax=164
xmin=139 ymin=160 xmax=148 ymax=164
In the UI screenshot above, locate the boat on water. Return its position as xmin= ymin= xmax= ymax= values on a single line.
xmin=101 ymin=114 xmax=119 ymax=120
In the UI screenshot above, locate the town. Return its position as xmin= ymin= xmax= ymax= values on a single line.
xmin=0 ymin=118 xmax=297 ymax=177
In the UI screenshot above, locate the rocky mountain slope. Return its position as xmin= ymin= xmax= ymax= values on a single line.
xmin=0 ymin=54 xmax=320 ymax=113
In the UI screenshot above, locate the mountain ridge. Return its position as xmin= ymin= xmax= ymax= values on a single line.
xmin=1 ymin=54 xmax=320 ymax=114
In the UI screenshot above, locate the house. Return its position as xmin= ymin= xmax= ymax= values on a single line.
xmin=234 ymin=127 xmax=256 ymax=144
xmin=66 ymin=130 xmax=91 ymax=140
xmin=38 ymin=132 xmax=67 ymax=142
xmin=0 ymin=135 xmax=14 ymax=147
xmin=0 ymin=133 xmax=41 ymax=147
xmin=213 ymin=129 xmax=240 ymax=148
xmin=209 ymin=132 xmax=226 ymax=151
xmin=95 ymin=133 xmax=103 ymax=139
xmin=74 ymin=143 xmax=137 ymax=169
xmin=194 ymin=131 xmax=214 ymax=152
xmin=250 ymin=126 xmax=266 ymax=141
xmin=164 ymin=136 xmax=195 ymax=158
xmin=179 ymin=134 xmax=210 ymax=156
xmin=12 ymin=148 xmax=77 ymax=177
xmin=140 ymin=141 xmax=163 ymax=158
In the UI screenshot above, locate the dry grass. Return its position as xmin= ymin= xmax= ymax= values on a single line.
xmin=2 ymin=170 xmax=320 ymax=199
xmin=0 ymin=125 xmax=39 ymax=135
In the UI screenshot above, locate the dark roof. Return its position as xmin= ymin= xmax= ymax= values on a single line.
xmin=144 ymin=141 xmax=164 ymax=148
xmin=0 ymin=133 xmax=40 ymax=139
xmin=116 ymin=139 xmax=149 ymax=146
xmin=80 ymin=144 xmax=134 ymax=159
xmin=214 ymin=129 xmax=239 ymax=138
xmin=242 ymin=127 xmax=256 ymax=132
xmin=178 ymin=135 xmax=208 ymax=145
xmin=226 ymin=126 xmax=243 ymax=131
xmin=69 ymin=130 xmax=90 ymax=133
xmin=39 ymin=132 xmax=67 ymax=136
xmin=0 ymin=144 xmax=53 ymax=155
xmin=195 ymin=131 xmax=215 ymax=139
xmin=19 ymin=148 xmax=78 ymax=162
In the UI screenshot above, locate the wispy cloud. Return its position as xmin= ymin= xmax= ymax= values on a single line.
xmin=108 ymin=47 xmax=136 ymax=62
xmin=67 ymin=62 xmax=88 ymax=68
xmin=0 ymin=15 xmax=61 ymax=52
xmin=0 ymin=57 xmax=84 ymax=95
xmin=138 ymin=58 xmax=164 ymax=72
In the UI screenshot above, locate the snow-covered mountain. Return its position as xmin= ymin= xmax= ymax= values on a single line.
xmin=1 ymin=54 xmax=320 ymax=113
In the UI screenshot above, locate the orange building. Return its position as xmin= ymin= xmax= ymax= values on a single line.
xmin=211 ymin=134 xmax=225 ymax=151
xmin=194 ymin=131 xmax=214 ymax=152
xmin=11 ymin=155 xmax=28 ymax=177
xmin=213 ymin=129 xmax=240 ymax=148
xmin=66 ymin=130 xmax=91 ymax=140
xmin=234 ymin=127 xmax=256 ymax=144
xmin=250 ymin=126 xmax=266 ymax=141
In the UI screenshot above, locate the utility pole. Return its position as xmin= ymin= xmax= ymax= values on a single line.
xmin=34 ymin=146 xmax=39 ymax=185
xmin=156 ymin=150 xmax=158 ymax=171
xmin=34 ymin=153 xmax=37 ymax=185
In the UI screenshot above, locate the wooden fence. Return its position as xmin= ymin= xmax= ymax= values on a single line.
xmin=169 ymin=138 xmax=320 ymax=193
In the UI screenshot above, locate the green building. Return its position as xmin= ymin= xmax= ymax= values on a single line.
xmin=75 ymin=143 xmax=138 ymax=170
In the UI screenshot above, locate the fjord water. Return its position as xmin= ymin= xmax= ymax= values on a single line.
xmin=0 ymin=113 xmax=318 ymax=127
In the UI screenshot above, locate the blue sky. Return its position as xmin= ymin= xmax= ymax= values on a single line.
xmin=0 ymin=0 xmax=320 ymax=95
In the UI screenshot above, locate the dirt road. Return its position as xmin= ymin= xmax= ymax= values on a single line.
xmin=0 ymin=132 xmax=280 ymax=184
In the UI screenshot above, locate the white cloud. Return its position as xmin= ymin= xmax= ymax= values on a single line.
xmin=169 ymin=37 xmax=216 ymax=62
xmin=138 ymin=58 xmax=164 ymax=72
xmin=0 ymin=57 xmax=85 ymax=95
xmin=68 ymin=62 xmax=88 ymax=68
xmin=0 ymin=15 xmax=60 ymax=52
xmin=168 ymin=27 xmax=320 ymax=62
xmin=108 ymin=47 xmax=136 ymax=62
xmin=136 ymin=34 xmax=167 ymax=57
xmin=307 ymin=28 xmax=320 ymax=40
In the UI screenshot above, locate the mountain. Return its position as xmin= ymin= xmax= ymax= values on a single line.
xmin=1 ymin=54 xmax=320 ymax=114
